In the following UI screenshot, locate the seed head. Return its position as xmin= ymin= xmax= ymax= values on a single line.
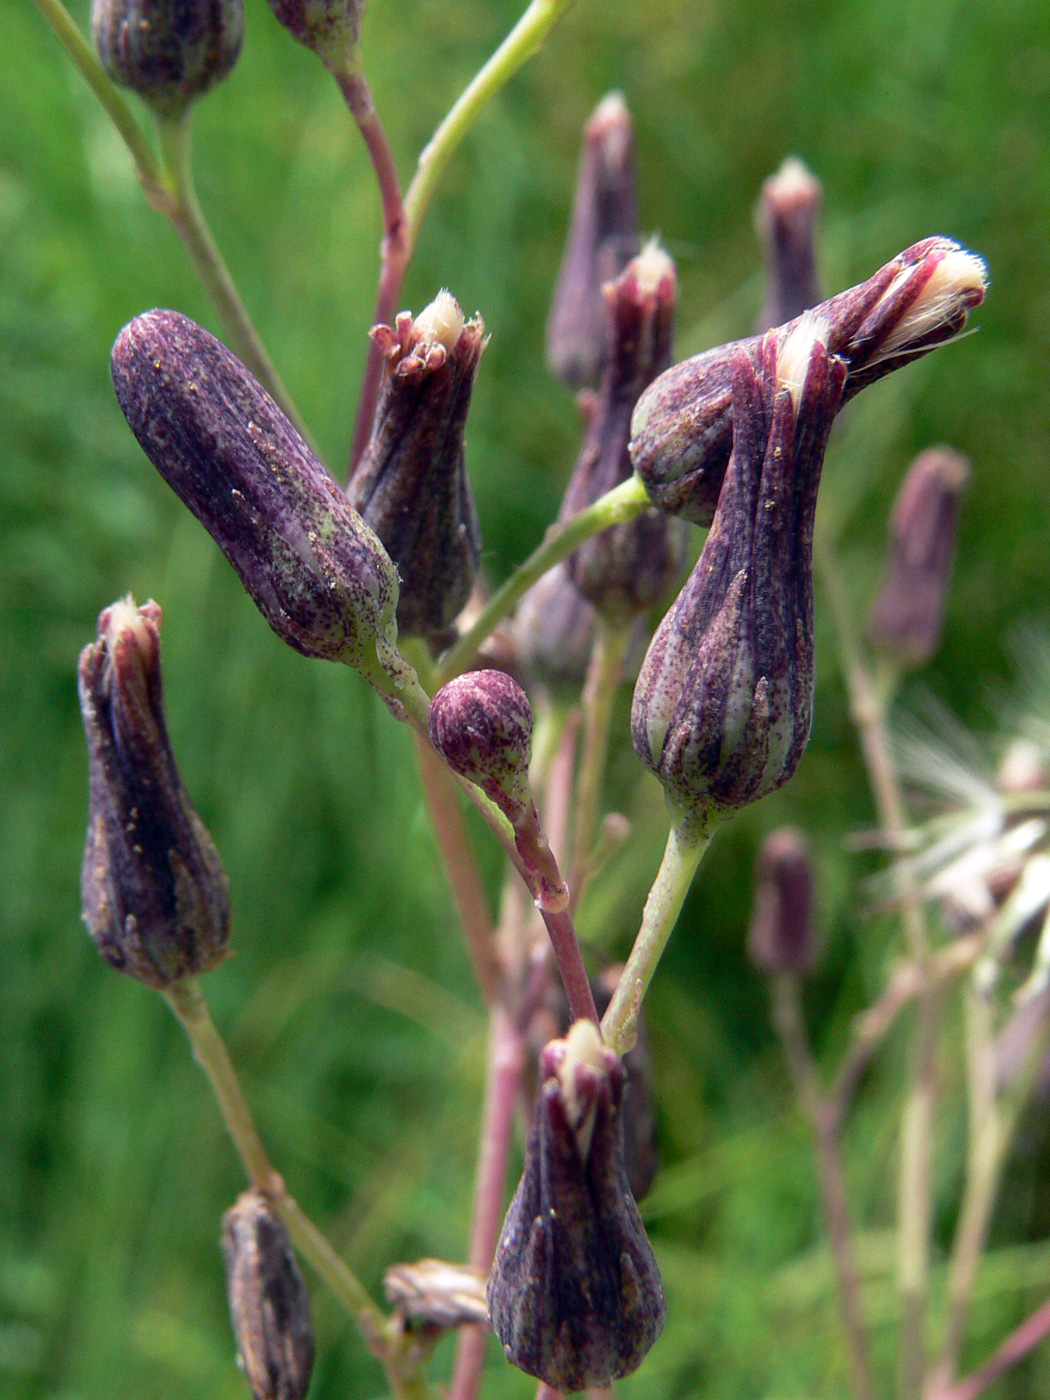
xmin=79 ymin=597 xmax=230 ymax=988
xmin=428 ymin=669 xmax=533 ymax=824
xmin=92 ymin=0 xmax=243 ymax=115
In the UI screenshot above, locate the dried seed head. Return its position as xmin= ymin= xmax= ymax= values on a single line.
xmin=755 ymin=157 xmax=823 ymax=332
xmin=547 ymin=92 xmax=639 ymax=389
xmin=348 ymin=292 xmax=485 ymax=641
xmin=223 ymin=1191 xmax=315 ymax=1400
xmin=111 ymin=311 xmax=408 ymax=692
xmin=488 ymin=1020 xmax=666 ymax=1390
xmin=563 ymin=242 xmax=689 ymax=624
xmin=266 ymin=0 xmax=362 ymax=64
xmin=79 ymin=597 xmax=230 ymax=988
xmin=867 ymin=446 xmax=970 ymax=666
xmin=631 ymin=237 xmax=986 ymax=525
xmin=92 ymin=0 xmax=243 ymax=115
xmin=632 ymin=322 xmax=845 ymax=823
xmin=515 ymin=563 xmax=598 ymax=693
xmin=383 ymin=1259 xmax=489 ymax=1329
xmin=428 ymin=669 xmax=534 ymax=823
xmin=747 ymin=828 xmax=816 ymax=975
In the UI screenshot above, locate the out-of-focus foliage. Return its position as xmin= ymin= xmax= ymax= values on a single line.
xmin=2 ymin=0 xmax=1050 ymax=1395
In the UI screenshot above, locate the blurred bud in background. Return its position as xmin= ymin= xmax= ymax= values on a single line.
xmin=349 ymin=292 xmax=485 ymax=643
xmin=92 ymin=0 xmax=243 ymax=116
xmin=265 ymin=0 xmax=362 ymax=65
xmin=79 ymin=598 xmax=230 ymax=988
xmin=756 ymin=156 xmax=822 ymax=332
xmin=515 ymin=563 xmax=598 ymax=695
xmin=547 ymin=92 xmax=638 ymax=389
xmin=867 ymin=446 xmax=970 ymax=668
xmin=747 ymin=828 xmax=817 ymax=976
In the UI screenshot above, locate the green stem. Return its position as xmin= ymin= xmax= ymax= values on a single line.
xmin=601 ymin=816 xmax=716 ymax=1054
xmin=155 ymin=113 xmax=314 ymax=448
xmin=570 ymin=621 xmax=630 ymax=905
xmin=437 ymin=475 xmax=649 ymax=685
xmin=402 ymin=0 xmax=576 ymax=244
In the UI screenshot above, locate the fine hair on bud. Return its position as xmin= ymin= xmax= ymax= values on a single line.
xmin=428 ymin=670 xmax=533 ymax=824
xmin=756 ymin=156 xmax=823 ymax=332
xmin=111 ymin=310 xmax=408 ymax=690
xmin=79 ymin=597 xmax=230 ymax=988
xmin=562 ymin=241 xmax=690 ymax=625
xmin=631 ymin=236 xmax=986 ymax=525
xmin=547 ymin=92 xmax=639 ymax=388
xmin=349 ymin=291 xmax=485 ymax=642
xmin=92 ymin=0 xmax=243 ymax=115
xmin=223 ymin=1191 xmax=315 ymax=1400
xmin=867 ymin=446 xmax=970 ymax=667
xmin=747 ymin=828 xmax=817 ymax=975
xmin=488 ymin=1020 xmax=666 ymax=1390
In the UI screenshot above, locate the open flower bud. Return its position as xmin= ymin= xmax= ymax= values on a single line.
xmin=632 ymin=317 xmax=845 ymax=822
xmin=79 ymin=597 xmax=230 ymax=988
xmin=349 ymin=292 xmax=485 ymax=641
xmin=92 ymin=0 xmax=243 ymax=116
xmin=111 ymin=311 xmax=408 ymax=691
xmin=547 ymin=92 xmax=639 ymax=389
xmin=747 ymin=828 xmax=816 ymax=975
xmin=756 ymin=157 xmax=822 ymax=332
xmin=266 ymin=0 xmax=361 ymax=64
xmin=383 ymin=1259 xmax=489 ymax=1329
xmin=428 ymin=669 xmax=533 ymax=824
xmin=488 ymin=1020 xmax=665 ymax=1390
xmin=223 ymin=1190 xmax=315 ymax=1400
xmin=562 ymin=242 xmax=689 ymax=625
xmin=515 ymin=563 xmax=598 ymax=693
xmin=631 ymin=237 xmax=986 ymax=524
xmin=867 ymin=446 xmax=969 ymax=666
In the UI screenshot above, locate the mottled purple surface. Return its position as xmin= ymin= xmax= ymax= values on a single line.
xmin=429 ymin=669 xmax=533 ymax=823
xmin=92 ymin=0 xmax=242 ymax=113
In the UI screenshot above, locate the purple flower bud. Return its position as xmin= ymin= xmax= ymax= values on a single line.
xmin=223 ymin=1190 xmax=315 ymax=1400
xmin=632 ymin=318 xmax=845 ymax=822
xmin=488 ymin=1021 xmax=665 ymax=1390
xmin=92 ymin=0 xmax=243 ymax=115
xmin=631 ymin=237 xmax=987 ymax=525
xmin=562 ymin=242 xmax=689 ymax=625
xmin=867 ymin=446 xmax=969 ymax=666
xmin=111 ymin=311 xmax=407 ymax=689
xmin=348 ymin=292 xmax=485 ymax=641
xmin=755 ymin=157 xmax=822 ymax=332
xmin=266 ymin=0 xmax=361 ymax=62
xmin=747 ymin=828 xmax=816 ymax=975
xmin=79 ymin=597 xmax=230 ymax=988
xmin=547 ymin=92 xmax=639 ymax=389
xmin=515 ymin=563 xmax=598 ymax=692
xmin=428 ymin=669 xmax=533 ymax=824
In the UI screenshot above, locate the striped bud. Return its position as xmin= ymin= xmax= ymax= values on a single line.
xmin=92 ymin=0 xmax=243 ymax=116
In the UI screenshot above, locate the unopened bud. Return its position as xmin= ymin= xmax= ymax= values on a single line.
xmin=547 ymin=92 xmax=639 ymax=389
xmin=756 ymin=157 xmax=822 ymax=331
xmin=266 ymin=0 xmax=361 ymax=64
xmin=488 ymin=1020 xmax=665 ymax=1390
xmin=92 ymin=0 xmax=243 ymax=116
xmin=349 ymin=292 xmax=485 ymax=641
xmin=632 ymin=318 xmax=845 ymax=822
xmin=515 ymin=563 xmax=597 ymax=692
xmin=747 ymin=828 xmax=816 ymax=975
xmin=79 ymin=598 xmax=230 ymax=989
xmin=632 ymin=237 xmax=986 ymax=525
xmin=867 ymin=446 xmax=969 ymax=666
xmin=428 ymin=670 xmax=533 ymax=824
xmin=223 ymin=1191 xmax=315 ymax=1400
xmin=563 ymin=242 xmax=689 ymax=624
xmin=383 ymin=1259 xmax=489 ymax=1329
xmin=111 ymin=311 xmax=408 ymax=691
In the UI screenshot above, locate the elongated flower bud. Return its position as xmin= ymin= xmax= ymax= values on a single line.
xmin=547 ymin=92 xmax=639 ymax=389
xmin=92 ymin=0 xmax=243 ymax=116
xmin=429 ymin=669 xmax=533 ymax=824
xmin=756 ymin=157 xmax=822 ymax=332
xmin=515 ymin=562 xmax=597 ymax=692
xmin=632 ymin=317 xmax=845 ymax=822
xmin=349 ymin=292 xmax=485 ymax=641
xmin=747 ymin=828 xmax=816 ymax=975
xmin=632 ymin=237 xmax=986 ymax=524
xmin=79 ymin=597 xmax=230 ymax=988
xmin=223 ymin=1191 xmax=315 ymax=1400
xmin=563 ymin=242 xmax=689 ymax=625
xmin=266 ymin=0 xmax=361 ymax=63
xmin=111 ymin=311 xmax=408 ymax=692
xmin=488 ymin=1021 xmax=665 ymax=1390
xmin=867 ymin=446 xmax=969 ymax=666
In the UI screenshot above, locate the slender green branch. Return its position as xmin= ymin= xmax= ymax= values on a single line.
xmin=437 ymin=475 xmax=650 ymax=685
xmin=570 ymin=621 xmax=630 ymax=905
xmin=403 ymin=0 xmax=576 ymax=244
xmin=602 ymin=815 xmax=717 ymax=1054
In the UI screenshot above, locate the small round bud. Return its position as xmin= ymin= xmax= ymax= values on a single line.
xmin=266 ymin=0 xmax=362 ymax=62
xmin=747 ymin=828 xmax=816 ymax=975
xmin=92 ymin=0 xmax=243 ymax=116
xmin=428 ymin=670 xmax=533 ymax=824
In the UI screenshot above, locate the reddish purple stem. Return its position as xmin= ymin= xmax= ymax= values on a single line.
xmin=932 ymin=1296 xmax=1050 ymax=1400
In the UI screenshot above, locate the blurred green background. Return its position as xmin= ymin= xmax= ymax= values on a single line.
xmin=3 ymin=0 xmax=1050 ymax=1394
